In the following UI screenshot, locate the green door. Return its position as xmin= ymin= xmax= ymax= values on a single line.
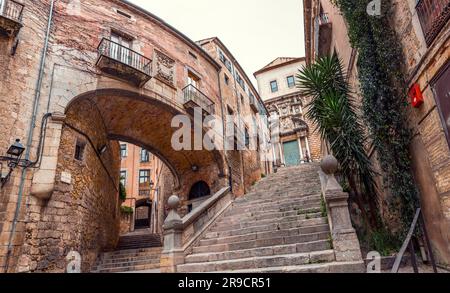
xmin=283 ymin=141 xmax=300 ymax=167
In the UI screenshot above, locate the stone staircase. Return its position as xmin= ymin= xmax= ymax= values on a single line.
xmin=177 ymin=164 xmax=364 ymax=273
xmin=92 ymin=230 xmax=162 ymax=273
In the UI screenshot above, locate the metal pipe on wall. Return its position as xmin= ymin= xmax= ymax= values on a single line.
xmin=5 ymin=0 xmax=56 ymax=272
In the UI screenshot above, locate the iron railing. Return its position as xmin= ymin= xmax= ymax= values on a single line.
xmin=97 ymin=38 xmax=152 ymax=75
xmin=139 ymin=189 xmax=151 ymax=197
xmin=391 ymin=208 xmax=437 ymax=273
xmin=183 ymin=84 xmax=215 ymax=115
xmin=0 ymin=0 xmax=24 ymax=22
xmin=416 ymin=0 xmax=450 ymax=46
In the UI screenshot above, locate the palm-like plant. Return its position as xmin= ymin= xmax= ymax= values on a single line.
xmin=296 ymin=54 xmax=378 ymax=228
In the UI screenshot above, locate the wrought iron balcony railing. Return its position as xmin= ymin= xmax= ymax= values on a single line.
xmin=139 ymin=189 xmax=151 ymax=197
xmin=416 ymin=0 xmax=450 ymax=46
xmin=96 ymin=38 xmax=152 ymax=87
xmin=0 ymin=0 xmax=24 ymax=36
xmin=183 ymin=84 xmax=215 ymax=115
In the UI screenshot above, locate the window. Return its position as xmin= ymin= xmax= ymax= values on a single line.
xmin=224 ymin=74 xmax=229 ymax=85
xmin=240 ymin=94 xmax=245 ymax=104
xmin=139 ymin=170 xmax=151 ymax=185
xmin=287 ymin=76 xmax=295 ymax=88
xmin=188 ymin=51 xmax=197 ymax=59
xmin=236 ymin=73 xmax=245 ymax=89
xmin=120 ymin=144 xmax=128 ymax=158
xmin=244 ymin=127 xmax=250 ymax=148
xmin=227 ymin=105 xmax=234 ymax=116
xmin=270 ymin=80 xmax=278 ymax=93
xmin=74 ymin=139 xmax=86 ymax=161
xmin=218 ymin=49 xmax=232 ymax=73
xmin=120 ymin=171 xmax=127 ymax=186
xmin=140 ymin=149 xmax=150 ymax=162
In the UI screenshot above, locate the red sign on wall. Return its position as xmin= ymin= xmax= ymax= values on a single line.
xmin=409 ymin=83 xmax=424 ymax=108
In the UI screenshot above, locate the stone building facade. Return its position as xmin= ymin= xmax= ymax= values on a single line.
xmin=304 ymin=0 xmax=450 ymax=265
xmin=119 ymin=143 xmax=170 ymax=234
xmin=0 ymin=0 xmax=268 ymax=272
xmin=254 ymin=57 xmax=321 ymax=166
xmin=198 ymin=37 xmax=272 ymax=195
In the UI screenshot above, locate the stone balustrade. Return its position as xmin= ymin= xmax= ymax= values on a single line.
xmin=160 ymin=186 xmax=232 ymax=272
xmin=318 ymin=155 xmax=363 ymax=263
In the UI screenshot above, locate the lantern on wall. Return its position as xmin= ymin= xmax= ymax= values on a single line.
xmin=409 ymin=83 xmax=424 ymax=108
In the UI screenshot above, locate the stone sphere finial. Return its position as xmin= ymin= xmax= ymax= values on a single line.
xmin=168 ymin=195 xmax=180 ymax=210
xmin=321 ymin=155 xmax=338 ymax=175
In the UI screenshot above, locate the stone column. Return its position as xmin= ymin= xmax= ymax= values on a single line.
xmin=320 ymin=155 xmax=363 ymax=262
xmin=297 ymin=137 xmax=304 ymax=163
xmin=305 ymin=137 xmax=311 ymax=162
xmin=160 ymin=195 xmax=184 ymax=273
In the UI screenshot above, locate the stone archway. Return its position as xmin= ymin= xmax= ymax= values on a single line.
xmin=24 ymin=87 xmax=228 ymax=272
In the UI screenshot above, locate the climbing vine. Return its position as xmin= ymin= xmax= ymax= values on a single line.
xmin=333 ymin=0 xmax=419 ymax=232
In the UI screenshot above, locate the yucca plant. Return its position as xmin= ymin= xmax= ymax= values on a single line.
xmin=296 ymin=54 xmax=379 ymax=229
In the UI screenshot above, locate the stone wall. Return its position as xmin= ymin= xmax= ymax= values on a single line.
xmin=16 ymin=99 xmax=121 ymax=273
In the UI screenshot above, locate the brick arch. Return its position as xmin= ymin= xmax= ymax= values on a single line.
xmin=64 ymin=88 xmax=226 ymax=192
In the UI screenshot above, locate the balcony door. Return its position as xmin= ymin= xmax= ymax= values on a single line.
xmin=188 ymin=71 xmax=200 ymax=88
xmin=110 ymin=33 xmax=132 ymax=66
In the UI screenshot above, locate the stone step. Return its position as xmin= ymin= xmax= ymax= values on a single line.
xmin=233 ymin=192 xmax=321 ymax=207
xmin=227 ymin=200 xmax=321 ymax=219
xmin=186 ymin=240 xmax=331 ymax=263
xmin=212 ymin=261 xmax=365 ymax=273
xmin=232 ymin=195 xmax=322 ymax=212
xmin=214 ymin=212 xmax=324 ymax=230
xmin=99 ymin=254 xmax=161 ymax=265
xmin=219 ymin=207 xmax=322 ymax=224
xmin=193 ymin=231 xmax=330 ymax=253
xmin=212 ymin=216 xmax=328 ymax=233
xmin=95 ymin=258 xmax=160 ymax=269
xmin=93 ymin=263 xmax=161 ymax=273
xmin=204 ymin=223 xmax=330 ymax=240
xmin=178 ymin=250 xmax=335 ymax=272
xmin=102 ymin=248 xmax=162 ymax=258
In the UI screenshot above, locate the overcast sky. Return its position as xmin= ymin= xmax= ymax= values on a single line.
xmin=129 ymin=0 xmax=305 ymax=86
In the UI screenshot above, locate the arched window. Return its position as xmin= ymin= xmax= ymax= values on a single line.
xmin=188 ymin=181 xmax=211 ymax=200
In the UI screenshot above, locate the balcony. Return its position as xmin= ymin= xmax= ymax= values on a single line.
xmin=249 ymin=94 xmax=259 ymax=113
xmin=183 ymin=84 xmax=215 ymax=116
xmin=138 ymin=189 xmax=151 ymax=198
xmin=416 ymin=0 xmax=450 ymax=46
xmin=0 ymin=0 xmax=24 ymax=37
xmin=96 ymin=38 xmax=152 ymax=87
xmin=317 ymin=13 xmax=332 ymax=57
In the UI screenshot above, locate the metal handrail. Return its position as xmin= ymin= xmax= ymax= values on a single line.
xmin=391 ymin=208 xmax=437 ymax=273
xmin=182 ymin=84 xmax=215 ymax=115
xmin=0 ymin=0 xmax=24 ymax=22
xmin=97 ymin=38 xmax=152 ymax=75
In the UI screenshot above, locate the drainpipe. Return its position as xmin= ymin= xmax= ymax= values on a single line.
xmin=5 ymin=0 xmax=56 ymax=272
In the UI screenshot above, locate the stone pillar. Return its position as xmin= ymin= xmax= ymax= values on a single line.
xmin=160 ymin=195 xmax=184 ymax=273
xmin=320 ymin=155 xmax=363 ymax=262
xmin=305 ymin=137 xmax=311 ymax=162
xmin=297 ymin=137 xmax=304 ymax=163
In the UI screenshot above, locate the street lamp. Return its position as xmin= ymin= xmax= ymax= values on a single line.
xmin=1 ymin=139 xmax=30 ymax=188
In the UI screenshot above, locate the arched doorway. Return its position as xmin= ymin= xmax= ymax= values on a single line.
xmin=187 ymin=181 xmax=211 ymax=213
xmin=135 ymin=199 xmax=152 ymax=230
